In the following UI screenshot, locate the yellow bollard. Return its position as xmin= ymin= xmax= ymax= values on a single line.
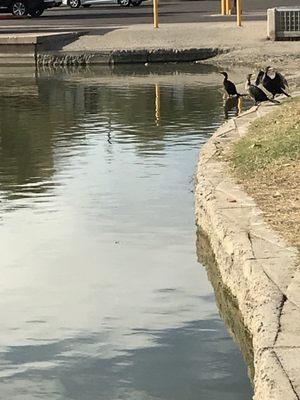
xmin=155 ymin=84 xmax=161 ymax=125
xmin=236 ymin=0 xmax=242 ymax=26
xmin=221 ymin=0 xmax=226 ymax=15
xmin=225 ymin=0 xmax=230 ymax=15
xmin=153 ymin=0 xmax=159 ymax=28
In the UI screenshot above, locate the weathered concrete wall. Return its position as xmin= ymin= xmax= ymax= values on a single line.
xmin=197 ymin=229 xmax=255 ymax=383
xmin=0 ymin=36 xmax=227 ymax=66
xmin=37 ymin=47 xmax=225 ymax=66
xmin=0 ymin=36 xmax=36 ymax=65
xmin=0 ymin=33 xmax=80 ymax=65
xmin=195 ymin=102 xmax=300 ymax=400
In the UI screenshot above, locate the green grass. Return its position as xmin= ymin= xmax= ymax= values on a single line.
xmin=230 ymin=97 xmax=300 ymax=177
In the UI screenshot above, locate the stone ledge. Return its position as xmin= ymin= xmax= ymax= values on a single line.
xmin=195 ymin=95 xmax=300 ymax=400
xmin=0 ymin=32 xmax=81 ymax=65
xmin=37 ymin=47 xmax=227 ymax=66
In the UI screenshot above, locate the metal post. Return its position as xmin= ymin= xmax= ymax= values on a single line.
xmin=221 ymin=0 xmax=226 ymax=15
xmin=153 ymin=0 xmax=159 ymax=28
xmin=236 ymin=0 xmax=242 ymax=26
xmin=225 ymin=0 xmax=230 ymax=15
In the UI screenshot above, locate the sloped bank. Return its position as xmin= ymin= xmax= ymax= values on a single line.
xmin=37 ymin=48 xmax=225 ymax=66
xmin=195 ymin=103 xmax=300 ymax=400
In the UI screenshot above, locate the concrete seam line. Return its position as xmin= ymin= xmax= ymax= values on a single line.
xmin=273 ymin=351 xmax=300 ymax=400
xmin=273 ymin=294 xmax=287 ymax=346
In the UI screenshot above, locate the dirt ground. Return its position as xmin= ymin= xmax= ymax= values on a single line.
xmin=241 ymin=161 xmax=300 ymax=250
xmin=230 ymin=98 xmax=300 ymax=251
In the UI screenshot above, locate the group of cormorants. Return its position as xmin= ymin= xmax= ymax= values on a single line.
xmin=220 ymin=67 xmax=290 ymax=106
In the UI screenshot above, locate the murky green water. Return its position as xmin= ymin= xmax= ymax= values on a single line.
xmin=0 ymin=65 xmax=252 ymax=400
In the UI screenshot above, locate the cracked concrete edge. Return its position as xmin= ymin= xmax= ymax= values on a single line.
xmin=195 ymin=95 xmax=300 ymax=400
xmin=36 ymin=47 xmax=229 ymax=66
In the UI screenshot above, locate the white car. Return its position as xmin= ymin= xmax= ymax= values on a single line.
xmin=62 ymin=0 xmax=143 ymax=8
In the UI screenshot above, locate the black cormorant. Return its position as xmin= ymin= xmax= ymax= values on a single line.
xmin=245 ymin=74 xmax=280 ymax=105
xmin=255 ymin=70 xmax=264 ymax=86
xmin=255 ymin=67 xmax=290 ymax=99
xmin=220 ymin=72 xmax=241 ymax=97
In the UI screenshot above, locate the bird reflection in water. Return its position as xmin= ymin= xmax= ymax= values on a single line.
xmin=223 ymin=95 xmax=243 ymax=120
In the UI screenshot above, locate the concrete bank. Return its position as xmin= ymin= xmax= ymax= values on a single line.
xmin=56 ymin=21 xmax=300 ymax=70
xmin=36 ymin=47 xmax=223 ymax=66
xmin=195 ymin=100 xmax=300 ymax=399
xmin=0 ymin=31 xmax=224 ymax=65
xmin=2 ymin=20 xmax=300 ymax=67
xmin=0 ymin=32 xmax=80 ymax=65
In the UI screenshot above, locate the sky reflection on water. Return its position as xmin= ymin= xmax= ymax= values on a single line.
xmin=0 ymin=66 xmax=252 ymax=400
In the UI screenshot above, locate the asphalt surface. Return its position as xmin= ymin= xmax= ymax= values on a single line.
xmin=0 ymin=0 xmax=299 ymax=34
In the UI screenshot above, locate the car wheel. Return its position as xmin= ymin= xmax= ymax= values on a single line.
xmin=118 ymin=0 xmax=130 ymax=7
xmin=68 ymin=0 xmax=81 ymax=8
xmin=83 ymin=4 xmax=91 ymax=7
xmin=29 ymin=7 xmax=44 ymax=16
xmin=131 ymin=0 xmax=142 ymax=5
xmin=11 ymin=0 xmax=27 ymax=16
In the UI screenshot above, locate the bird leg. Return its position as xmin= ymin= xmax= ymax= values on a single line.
xmin=282 ymin=90 xmax=291 ymax=98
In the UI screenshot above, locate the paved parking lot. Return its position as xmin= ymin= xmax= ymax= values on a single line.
xmin=0 ymin=0 xmax=299 ymax=34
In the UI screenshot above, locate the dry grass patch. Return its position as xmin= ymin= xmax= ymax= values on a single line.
xmin=230 ymin=98 xmax=300 ymax=250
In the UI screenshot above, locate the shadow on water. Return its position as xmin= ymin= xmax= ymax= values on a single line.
xmin=223 ymin=96 xmax=244 ymax=120
xmin=196 ymin=228 xmax=255 ymax=384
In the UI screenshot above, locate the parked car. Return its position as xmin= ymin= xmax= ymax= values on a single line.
xmin=62 ymin=0 xmax=143 ymax=8
xmin=0 ymin=0 xmax=61 ymax=16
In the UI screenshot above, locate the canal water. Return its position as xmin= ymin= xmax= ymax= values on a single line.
xmin=0 ymin=65 xmax=252 ymax=400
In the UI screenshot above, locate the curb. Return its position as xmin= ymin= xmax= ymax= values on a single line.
xmin=195 ymin=99 xmax=300 ymax=399
xmin=36 ymin=47 xmax=228 ymax=66
xmin=0 ymin=32 xmax=81 ymax=65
